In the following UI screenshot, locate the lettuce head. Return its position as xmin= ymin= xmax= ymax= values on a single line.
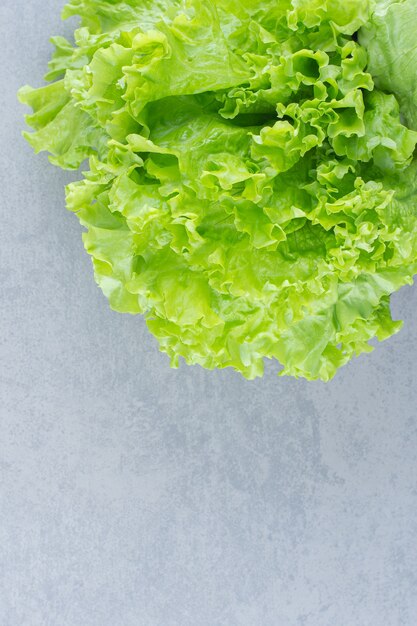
xmin=19 ymin=0 xmax=417 ymax=380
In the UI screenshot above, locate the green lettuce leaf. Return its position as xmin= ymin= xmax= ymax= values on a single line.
xmin=19 ymin=0 xmax=417 ymax=380
xmin=359 ymin=0 xmax=417 ymax=130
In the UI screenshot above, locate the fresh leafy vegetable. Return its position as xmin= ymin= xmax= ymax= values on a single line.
xmin=19 ymin=0 xmax=417 ymax=380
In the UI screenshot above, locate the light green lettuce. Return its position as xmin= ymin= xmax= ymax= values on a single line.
xmin=359 ymin=0 xmax=417 ymax=130
xmin=19 ymin=0 xmax=417 ymax=380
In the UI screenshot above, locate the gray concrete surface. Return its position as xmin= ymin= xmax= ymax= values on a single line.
xmin=1 ymin=1 xmax=417 ymax=624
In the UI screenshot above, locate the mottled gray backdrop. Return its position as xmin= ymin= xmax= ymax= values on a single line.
xmin=1 ymin=1 xmax=417 ymax=625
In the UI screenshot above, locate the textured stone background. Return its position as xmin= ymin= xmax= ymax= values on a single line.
xmin=1 ymin=1 xmax=417 ymax=624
